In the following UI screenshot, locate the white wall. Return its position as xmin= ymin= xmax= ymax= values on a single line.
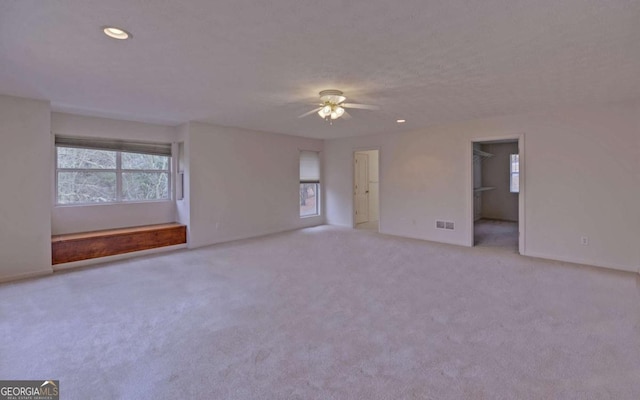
xmin=480 ymin=142 xmax=519 ymax=221
xmin=0 ymin=95 xmax=52 ymax=281
xmin=50 ymin=113 xmax=179 ymax=234
xmin=325 ymin=102 xmax=640 ymax=273
xmin=185 ymin=122 xmax=323 ymax=248
xmin=175 ymin=124 xmax=190 ymax=232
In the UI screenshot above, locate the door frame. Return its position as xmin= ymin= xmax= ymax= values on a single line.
xmin=468 ymin=134 xmax=525 ymax=255
xmin=352 ymin=147 xmax=381 ymax=230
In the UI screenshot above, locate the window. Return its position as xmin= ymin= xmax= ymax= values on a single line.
xmin=55 ymin=136 xmax=171 ymax=205
xmin=300 ymin=150 xmax=320 ymax=217
xmin=510 ymin=154 xmax=520 ymax=193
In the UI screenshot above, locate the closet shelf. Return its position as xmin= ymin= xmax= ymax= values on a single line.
xmin=473 ymin=148 xmax=494 ymax=160
xmin=473 ymin=186 xmax=496 ymax=192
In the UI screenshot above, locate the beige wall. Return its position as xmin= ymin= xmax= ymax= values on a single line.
xmin=185 ymin=122 xmax=324 ymax=248
xmin=0 ymin=95 xmax=52 ymax=281
xmin=325 ymin=102 xmax=640 ymax=273
xmin=175 ymin=124 xmax=190 ymax=231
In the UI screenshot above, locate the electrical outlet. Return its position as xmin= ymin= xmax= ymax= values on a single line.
xmin=581 ymin=236 xmax=588 ymax=246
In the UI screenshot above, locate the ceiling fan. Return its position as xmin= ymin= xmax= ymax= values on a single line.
xmin=298 ymin=89 xmax=379 ymax=121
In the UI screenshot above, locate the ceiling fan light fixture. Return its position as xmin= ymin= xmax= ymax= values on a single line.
xmin=319 ymin=90 xmax=346 ymax=105
xmin=299 ymin=89 xmax=378 ymax=121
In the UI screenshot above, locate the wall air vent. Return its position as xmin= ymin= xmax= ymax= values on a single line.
xmin=436 ymin=220 xmax=455 ymax=230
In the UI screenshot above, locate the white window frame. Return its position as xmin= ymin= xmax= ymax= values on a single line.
xmin=55 ymin=146 xmax=172 ymax=206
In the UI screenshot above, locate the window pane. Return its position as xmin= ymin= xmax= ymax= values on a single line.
xmin=57 ymin=171 xmax=116 ymax=204
xmin=57 ymin=147 xmax=116 ymax=169
xmin=510 ymin=154 xmax=520 ymax=193
xmin=122 ymin=172 xmax=169 ymax=201
xmin=511 ymin=173 xmax=520 ymax=192
xmin=122 ymin=152 xmax=170 ymax=170
xmin=511 ymin=154 xmax=519 ymax=173
xmin=300 ymin=183 xmax=319 ymax=217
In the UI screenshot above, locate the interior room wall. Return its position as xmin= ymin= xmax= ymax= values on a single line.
xmin=175 ymin=124 xmax=190 ymax=233
xmin=325 ymin=101 xmax=640 ymax=273
xmin=50 ymin=113 xmax=179 ymax=234
xmin=480 ymin=142 xmax=519 ymax=221
xmin=0 ymin=95 xmax=52 ymax=282
xmin=185 ymin=122 xmax=324 ymax=249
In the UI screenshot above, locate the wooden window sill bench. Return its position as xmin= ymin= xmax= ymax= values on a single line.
xmin=52 ymin=223 xmax=187 ymax=265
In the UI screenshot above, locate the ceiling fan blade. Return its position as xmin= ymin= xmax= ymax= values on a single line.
xmin=297 ymin=107 xmax=322 ymax=118
xmin=341 ymin=110 xmax=352 ymax=120
xmin=342 ymin=103 xmax=380 ymax=110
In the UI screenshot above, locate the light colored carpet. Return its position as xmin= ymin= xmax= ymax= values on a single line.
xmin=1 ymin=226 xmax=639 ymax=399
xmin=356 ymin=220 xmax=379 ymax=231
xmin=475 ymin=219 xmax=518 ymax=251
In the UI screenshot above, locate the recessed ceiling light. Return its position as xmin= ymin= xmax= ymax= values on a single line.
xmin=396 ymin=119 xmax=406 ymax=123
xmin=103 ymin=26 xmax=131 ymax=40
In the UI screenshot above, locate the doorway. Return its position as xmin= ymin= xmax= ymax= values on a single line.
xmin=354 ymin=149 xmax=380 ymax=232
xmin=471 ymin=138 xmax=523 ymax=253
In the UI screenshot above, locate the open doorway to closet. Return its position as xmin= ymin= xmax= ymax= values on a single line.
xmin=353 ymin=149 xmax=379 ymax=232
xmin=472 ymin=138 xmax=523 ymax=253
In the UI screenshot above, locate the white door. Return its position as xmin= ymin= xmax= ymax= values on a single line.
xmin=354 ymin=153 xmax=369 ymax=224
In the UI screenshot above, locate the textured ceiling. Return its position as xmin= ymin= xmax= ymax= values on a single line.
xmin=1 ymin=0 xmax=638 ymax=138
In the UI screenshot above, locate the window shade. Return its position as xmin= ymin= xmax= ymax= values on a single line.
xmin=300 ymin=150 xmax=320 ymax=183
xmin=55 ymin=135 xmax=172 ymax=156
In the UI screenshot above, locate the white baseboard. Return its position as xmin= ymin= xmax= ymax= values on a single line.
xmin=188 ymin=223 xmax=325 ymax=249
xmin=325 ymin=222 xmax=352 ymax=228
xmin=0 ymin=268 xmax=53 ymax=284
xmin=378 ymin=230 xmax=467 ymax=247
xmin=53 ymin=244 xmax=188 ymax=271
xmin=523 ymin=250 xmax=638 ymax=274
